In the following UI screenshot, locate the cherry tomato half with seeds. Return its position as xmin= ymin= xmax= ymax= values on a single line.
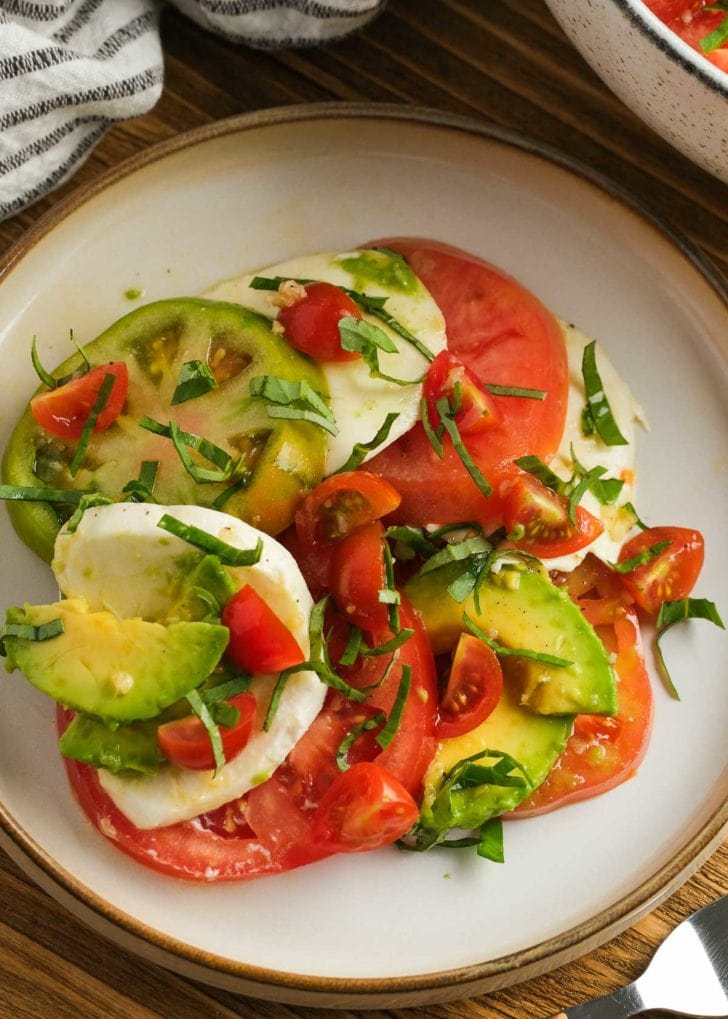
xmin=435 ymin=632 xmax=503 ymax=740
xmin=221 ymin=585 xmax=304 ymax=674
xmin=423 ymin=350 xmax=498 ymax=435
xmin=330 ymin=519 xmax=389 ymax=629
xmin=310 ymin=762 xmax=419 ymax=853
xmin=294 ymin=471 xmax=401 ymax=546
xmin=277 ymin=281 xmax=361 ymax=362
xmin=157 ymin=692 xmax=257 ymax=772
xmin=503 ymin=473 xmax=604 ymax=559
xmin=617 ymin=526 xmax=704 ymax=616
xmin=30 ymin=362 xmax=129 ymax=439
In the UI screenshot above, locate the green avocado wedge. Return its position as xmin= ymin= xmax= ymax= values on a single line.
xmin=414 ymin=682 xmax=573 ymax=847
xmin=58 ymin=714 xmax=164 ymax=775
xmin=2 ymin=298 xmax=329 ymax=562
xmin=3 ymin=598 xmax=229 ymax=722
xmin=405 ymin=558 xmax=617 ymax=716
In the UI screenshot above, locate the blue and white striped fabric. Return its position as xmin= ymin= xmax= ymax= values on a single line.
xmin=0 ymin=0 xmax=384 ymax=221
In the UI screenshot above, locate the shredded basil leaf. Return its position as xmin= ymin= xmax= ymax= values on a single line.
xmin=0 ymin=484 xmax=89 ymax=504
xmin=436 ymin=397 xmax=493 ymax=497
xmin=612 ymin=539 xmax=671 ymax=574
xmin=375 ymin=664 xmax=411 ymax=750
xmin=185 ymin=689 xmax=225 ymax=771
xmin=477 ymin=818 xmax=505 ymax=862
xmin=340 ymin=623 xmax=364 ymax=666
xmin=0 ymin=617 xmax=64 ymax=657
xmin=569 ymin=444 xmax=624 ymax=506
xmin=420 ymin=396 xmax=444 ymax=459
xmin=171 ymin=359 xmax=218 ymax=405
xmin=31 ymin=335 xmax=59 ymax=390
xmin=138 ymin=417 xmax=238 ymax=483
xmin=514 ymin=455 xmax=562 ymax=493
xmin=623 ymin=501 xmax=648 ymax=531
xmin=486 ymin=384 xmax=546 ymax=400
xmin=69 ymin=371 xmax=116 ymax=477
xmin=249 ymin=374 xmax=337 ymax=436
xmin=122 ymin=460 xmax=159 ymax=503
xmin=464 ymin=612 xmax=573 ymax=667
xmin=581 ymin=341 xmax=628 ymax=446
xmin=339 ymin=317 xmax=422 ymax=387
xmin=361 ymin=628 xmax=414 ymax=658
xmin=418 ymin=535 xmax=492 ymax=577
xmin=566 ymin=465 xmax=606 ymax=525
xmin=385 ymin=524 xmax=438 ymax=560
xmin=157 ymin=514 xmax=263 ymax=566
xmin=336 ymin=712 xmax=386 ymax=772
xmin=64 ymin=492 xmax=113 ymax=533
xmin=334 ymin=412 xmax=399 ymax=474
xmin=655 ymin=598 xmax=725 ymax=699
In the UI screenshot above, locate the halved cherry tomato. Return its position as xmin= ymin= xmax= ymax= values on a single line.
xmin=617 ymin=526 xmax=704 ymax=616
xmin=502 ymin=473 xmax=604 ymax=559
xmin=30 ymin=362 xmax=128 ymax=439
xmin=365 ymin=239 xmax=569 ymax=532
xmin=330 ymin=519 xmax=388 ymax=629
xmin=277 ymin=281 xmax=361 ymax=362
xmin=310 ymin=762 xmax=419 ymax=853
xmin=515 ymin=608 xmax=653 ymax=815
xmin=157 ymin=692 xmax=257 ymax=771
xmin=221 ymin=585 xmax=304 ymax=674
xmin=423 ymin=350 xmax=498 ymax=435
xmin=294 ymin=471 xmax=401 ymax=546
xmin=435 ymin=632 xmax=503 ymax=739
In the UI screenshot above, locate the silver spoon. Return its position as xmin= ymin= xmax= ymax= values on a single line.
xmin=550 ymin=895 xmax=728 ymax=1018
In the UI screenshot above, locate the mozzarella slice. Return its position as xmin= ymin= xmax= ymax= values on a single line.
xmin=203 ymin=250 xmax=448 ymax=473
xmin=539 ymin=322 xmax=645 ymax=572
xmin=52 ymin=503 xmax=325 ymax=829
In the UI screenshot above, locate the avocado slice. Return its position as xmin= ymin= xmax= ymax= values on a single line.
xmin=416 ymin=680 xmax=573 ymax=844
xmin=3 ymin=598 xmax=229 ymax=721
xmin=405 ymin=559 xmax=617 ymax=716
xmin=59 ymin=713 xmax=164 ymax=775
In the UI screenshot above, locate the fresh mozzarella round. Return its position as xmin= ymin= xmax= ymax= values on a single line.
xmin=52 ymin=503 xmax=325 ymax=829
xmin=203 ymin=250 xmax=448 ymax=473
xmin=539 ymin=322 xmax=645 ymax=572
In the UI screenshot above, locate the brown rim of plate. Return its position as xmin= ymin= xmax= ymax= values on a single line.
xmin=1 ymin=102 xmax=727 ymax=1001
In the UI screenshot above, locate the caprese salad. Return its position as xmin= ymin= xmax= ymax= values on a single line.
xmin=0 ymin=240 xmax=722 ymax=881
xmin=644 ymin=1 xmax=728 ymax=70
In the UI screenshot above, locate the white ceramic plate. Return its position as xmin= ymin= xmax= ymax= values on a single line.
xmin=1 ymin=105 xmax=727 ymax=1008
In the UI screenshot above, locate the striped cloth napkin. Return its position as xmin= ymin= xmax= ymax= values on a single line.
xmin=0 ymin=0 xmax=384 ymax=222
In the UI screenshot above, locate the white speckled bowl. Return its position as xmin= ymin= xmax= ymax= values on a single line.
xmin=546 ymin=0 xmax=728 ymax=182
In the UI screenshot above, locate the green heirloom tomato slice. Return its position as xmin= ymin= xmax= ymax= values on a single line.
xmin=2 ymin=299 xmax=328 ymax=561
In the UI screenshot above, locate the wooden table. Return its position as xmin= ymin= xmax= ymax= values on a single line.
xmin=1 ymin=2 xmax=726 ymax=1015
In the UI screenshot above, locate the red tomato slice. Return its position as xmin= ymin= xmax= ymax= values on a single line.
xmin=221 ymin=586 xmax=304 ymax=674
xmin=435 ymin=632 xmax=503 ymax=739
xmin=330 ymin=519 xmax=388 ymax=630
xmin=364 ymin=239 xmax=569 ymax=532
xmin=294 ymin=471 xmax=401 ymax=546
xmin=277 ymin=281 xmax=360 ymax=362
xmin=157 ymin=692 xmax=257 ymax=771
xmin=31 ymin=362 xmax=128 ymax=439
xmin=617 ymin=526 xmax=705 ymax=616
xmin=502 ymin=473 xmax=604 ymax=558
xmin=423 ymin=350 xmax=498 ymax=435
xmin=57 ymin=601 xmax=437 ymax=879
xmin=310 ymin=762 xmax=419 ymax=853
xmin=515 ymin=606 xmax=653 ymax=816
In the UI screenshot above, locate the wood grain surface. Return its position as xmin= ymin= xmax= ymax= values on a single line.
xmin=1 ymin=1 xmax=726 ymax=1016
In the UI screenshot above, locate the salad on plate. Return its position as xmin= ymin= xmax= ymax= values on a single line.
xmin=0 ymin=239 xmax=721 ymax=881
